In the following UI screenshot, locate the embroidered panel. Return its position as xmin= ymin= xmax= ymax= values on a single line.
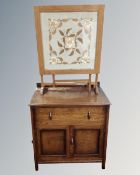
xmin=41 ymin=12 xmax=97 ymax=70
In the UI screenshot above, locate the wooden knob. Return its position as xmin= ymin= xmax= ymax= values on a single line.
xmin=48 ymin=112 xmax=52 ymax=120
xmin=87 ymin=111 xmax=91 ymax=119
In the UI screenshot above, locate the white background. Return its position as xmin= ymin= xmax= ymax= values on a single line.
xmin=0 ymin=0 xmax=140 ymax=175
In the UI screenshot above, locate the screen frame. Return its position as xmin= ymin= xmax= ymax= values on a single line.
xmin=34 ymin=5 xmax=105 ymax=75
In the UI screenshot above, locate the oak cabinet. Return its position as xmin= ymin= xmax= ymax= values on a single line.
xmin=29 ymin=86 xmax=110 ymax=170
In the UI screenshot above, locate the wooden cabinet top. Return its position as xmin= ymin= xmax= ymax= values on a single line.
xmin=29 ymin=86 xmax=110 ymax=107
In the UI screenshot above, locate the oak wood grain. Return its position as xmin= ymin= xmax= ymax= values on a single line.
xmin=29 ymin=86 xmax=110 ymax=170
xmin=35 ymin=107 xmax=106 ymax=128
xmin=30 ymin=86 xmax=110 ymax=106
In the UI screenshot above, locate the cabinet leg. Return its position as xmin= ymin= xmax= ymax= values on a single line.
xmin=102 ymin=161 xmax=105 ymax=169
xmin=35 ymin=162 xmax=38 ymax=171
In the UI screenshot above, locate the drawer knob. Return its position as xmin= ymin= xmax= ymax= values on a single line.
xmin=87 ymin=111 xmax=91 ymax=120
xmin=48 ymin=112 xmax=52 ymax=120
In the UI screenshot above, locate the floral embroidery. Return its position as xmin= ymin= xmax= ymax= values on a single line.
xmin=65 ymin=36 xmax=75 ymax=49
xmin=82 ymin=18 xmax=92 ymax=29
xmin=48 ymin=17 xmax=95 ymax=65
xmin=48 ymin=19 xmax=62 ymax=33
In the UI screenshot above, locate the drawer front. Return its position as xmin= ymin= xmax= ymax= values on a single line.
xmin=35 ymin=107 xmax=106 ymax=127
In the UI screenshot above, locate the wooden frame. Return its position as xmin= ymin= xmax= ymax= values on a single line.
xmin=34 ymin=5 xmax=105 ymax=93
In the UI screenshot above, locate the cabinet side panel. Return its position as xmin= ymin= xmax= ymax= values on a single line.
xmin=30 ymin=107 xmax=39 ymax=170
xmin=102 ymin=105 xmax=110 ymax=168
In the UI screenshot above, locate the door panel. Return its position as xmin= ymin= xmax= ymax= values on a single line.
xmin=73 ymin=127 xmax=103 ymax=156
xmin=39 ymin=128 xmax=67 ymax=156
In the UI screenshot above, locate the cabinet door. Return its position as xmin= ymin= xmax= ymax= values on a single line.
xmin=71 ymin=126 xmax=103 ymax=157
xmin=37 ymin=126 xmax=68 ymax=157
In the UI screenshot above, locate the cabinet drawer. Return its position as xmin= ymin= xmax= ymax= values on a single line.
xmin=35 ymin=107 xmax=106 ymax=127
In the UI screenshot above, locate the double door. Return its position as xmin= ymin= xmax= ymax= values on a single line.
xmin=37 ymin=125 xmax=104 ymax=160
